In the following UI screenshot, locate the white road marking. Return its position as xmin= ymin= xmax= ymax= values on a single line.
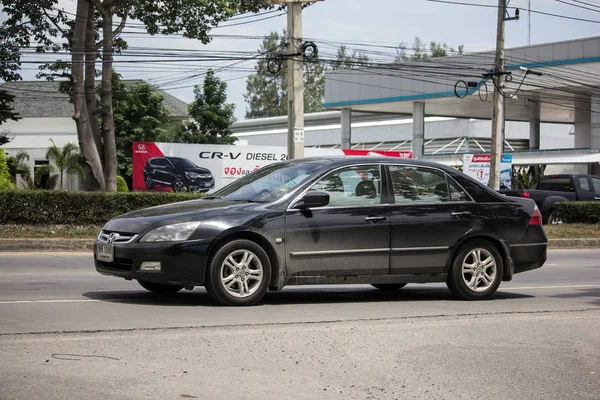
xmin=0 ymin=299 xmax=102 ymax=304
xmin=501 ymin=284 xmax=600 ymax=290
xmin=0 ymin=285 xmax=599 ymax=304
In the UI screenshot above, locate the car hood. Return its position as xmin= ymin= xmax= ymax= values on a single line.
xmin=102 ymin=199 xmax=256 ymax=233
xmin=183 ymin=168 xmax=211 ymax=175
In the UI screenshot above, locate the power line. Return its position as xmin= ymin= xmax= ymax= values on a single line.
xmin=424 ymin=0 xmax=600 ymax=24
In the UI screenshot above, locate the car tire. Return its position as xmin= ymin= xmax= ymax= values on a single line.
xmin=145 ymin=175 xmax=154 ymax=189
xmin=172 ymin=176 xmax=186 ymax=192
xmin=205 ymin=239 xmax=271 ymax=306
xmin=547 ymin=211 xmax=565 ymax=225
xmin=138 ymin=280 xmax=184 ymax=294
xmin=447 ymin=239 xmax=503 ymax=300
xmin=371 ymin=283 xmax=407 ymax=291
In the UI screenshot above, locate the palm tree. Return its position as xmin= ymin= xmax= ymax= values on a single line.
xmin=7 ymin=151 xmax=34 ymax=189
xmin=46 ymin=139 xmax=84 ymax=190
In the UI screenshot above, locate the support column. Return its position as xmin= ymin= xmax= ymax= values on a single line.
xmin=574 ymin=96 xmax=591 ymax=149
xmin=529 ymin=100 xmax=540 ymax=150
xmin=412 ymin=102 xmax=425 ymax=159
xmin=592 ymin=94 xmax=600 ymax=151
xmin=592 ymin=94 xmax=600 ymax=176
xmin=341 ymin=108 xmax=352 ymax=149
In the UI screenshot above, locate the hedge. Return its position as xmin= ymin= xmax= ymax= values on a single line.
xmin=554 ymin=202 xmax=600 ymax=224
xmin=0 ymin=190 xmax=205 ymax=225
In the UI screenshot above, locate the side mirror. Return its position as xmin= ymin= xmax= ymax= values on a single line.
xmin=296 ymin=191 xmax=329 ymax=208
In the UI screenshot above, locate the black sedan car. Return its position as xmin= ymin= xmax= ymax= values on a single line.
xmin=95 ymin=157 xmax=547 ymax=306
xmin=144 ymin=156 xmax=214 ymax=192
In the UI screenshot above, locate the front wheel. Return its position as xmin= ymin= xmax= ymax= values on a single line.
xmin=447 ymin=240 xmax=503 ymax=300
xmin=205 ymin=239 xmax=271 ymax=306
xmin=371 ymin=283 xmax=407 ymax=291
xmin=138 ymin=280 xmax=184 ymax=294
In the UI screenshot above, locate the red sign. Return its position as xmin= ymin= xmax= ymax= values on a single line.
xmin=341 ymin=149 xmax=413 ymax=158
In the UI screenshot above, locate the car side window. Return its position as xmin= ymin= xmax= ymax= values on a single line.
xmin=448 ymin=178 xmax=470 ymax=202
xmin=592 ymin=178 xmax=600 ymax=194
xmin=579 ymin=178 xmax=591 ymax=192
xmin=536 ymin=178 xmax=574 ymax=192
xmin=308 ymin=165 xmax=381 ymax=207
xmin=153 ymin=158 xmax=167 ymax=167
xmin=389 ymin=165 xmax=454 ymax=204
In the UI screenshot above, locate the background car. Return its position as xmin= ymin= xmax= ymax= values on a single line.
xmin=143 ymin=156 xmax=214 ymax=192
xmin=96 ymin=157 xmax=547 ymax=306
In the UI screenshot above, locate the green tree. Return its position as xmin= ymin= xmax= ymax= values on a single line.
xmin=395 ymin=37 xmax=464 ymax=63
xmin=6 ymin=151 xmax=33 ymax=188
xmin=2 ymin=0 xmax=269 ymax=191
xmin=244 ymin=30 xmax=326 ymax=119
xmin=0 ymin=150 xmax=15 ymax=190
xmin=45 ymin=139 xmax=84 ymax=190
xmin=332 ymin=45 xmax=371 ymax=69
xmin=170 ymin=69 xmax=237 ymax=145
xmin=110 ymin=75 xmax=171 ymax=185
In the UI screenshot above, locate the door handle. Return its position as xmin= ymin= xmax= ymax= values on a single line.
xmin=451 ymin=211 xmax=472 ymax=217
xmin=365 ymin=216 xmax=386 ymax=223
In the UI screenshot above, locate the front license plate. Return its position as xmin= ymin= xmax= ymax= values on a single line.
xmin=96 ymin=244 xmax=114 ymax=262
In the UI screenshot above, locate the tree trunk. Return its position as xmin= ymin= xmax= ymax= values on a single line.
xmin=72 ymin=0 xmax=105 ymax=190
xmin=85 ymin=5 xmax=102 ymax=157
xmin=101 ymin=7 xmax=117 ymax=191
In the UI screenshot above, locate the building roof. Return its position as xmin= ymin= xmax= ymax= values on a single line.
xmin=325 ymin=36 xmax=600 ymax=124
xmin=0 ymin=80 xmax=189 ymax=119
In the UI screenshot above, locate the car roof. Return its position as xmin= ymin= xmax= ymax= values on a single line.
xmin=289 ymin=156 xmax=452 ymax=170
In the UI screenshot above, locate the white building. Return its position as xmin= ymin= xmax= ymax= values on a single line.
xmin=0 ymin=80 xmax=189 ymax=189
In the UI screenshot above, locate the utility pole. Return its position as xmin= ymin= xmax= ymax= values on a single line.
xmin=489 ymin=0 xmax=518 ymax=190
xmin=267 ymin=0 xmax=321 ymax=159
xmin=528 ymin=0 xmax=531 ymax=46
xmin=287 ymin=0 xmax=304 ymax=160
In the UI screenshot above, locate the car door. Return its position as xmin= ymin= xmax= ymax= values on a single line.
xmin=285 ymin=164 xmax=390 ymax=278
xmin=591 ymin=177 xmax=600 ymax=201
xmin=576 ymin=176 xmax=599 ymax=201
xmin=387 ymin=164 xmax=478 ymax=274
xmin=154 ymin=158 xmax=173 ymax=185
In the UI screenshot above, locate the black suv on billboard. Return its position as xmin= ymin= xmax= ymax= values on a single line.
xmin=144 ymin=157 xmax=214 ymax=192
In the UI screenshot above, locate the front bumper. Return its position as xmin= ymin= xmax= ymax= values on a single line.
xmin=188 ymin=179 xmax=214 ymax=191
xmin=93 ymin=239 xmax=211 ymax=286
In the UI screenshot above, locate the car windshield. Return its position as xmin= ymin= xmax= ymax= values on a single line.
xmin=212 ymin=161 xmax=328 ymax=203
xmin=172 ymin=158 xmax=199 ymax=169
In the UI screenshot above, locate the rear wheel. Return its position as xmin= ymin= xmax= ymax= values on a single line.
xmin=138 ymin=280 xmax=184 ymax=294
xmin=371 ymin=283 xmax=407 ymax=291
xmin=547 ymin=211 xmax=565 ymax=225
xmin=205 ymin=239 xmax=271 ymax=306
xmin=447 ymin=240 xmax=503 ymax=300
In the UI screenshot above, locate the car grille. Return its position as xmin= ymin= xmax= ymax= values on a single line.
xmin=97 ymin=230 xmax=138 ymax=244
xmin=96 ymin=257 xmax=134 ymax=272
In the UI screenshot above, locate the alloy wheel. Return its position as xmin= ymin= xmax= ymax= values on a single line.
xmin=461 ymin=248 xmax=497 ymax=292
xmin=219 ymin=249 xmax=264 ymax=298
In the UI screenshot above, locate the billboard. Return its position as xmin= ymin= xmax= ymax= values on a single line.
xmin=132 ymin=142 xmax=412 ymax=192
xmin=463 ymin=154 xmax=513 ymax=190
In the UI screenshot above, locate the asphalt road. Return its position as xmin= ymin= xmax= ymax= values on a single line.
xmin=0 ymin=250 xmax=599 ymax=400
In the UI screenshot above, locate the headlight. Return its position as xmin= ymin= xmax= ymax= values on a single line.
xmin=139 ymin=221 xmax=201 ymax=242
xmin=186 ymin=172 xmax=200 ymax=179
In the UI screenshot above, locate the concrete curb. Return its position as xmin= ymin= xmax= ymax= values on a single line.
xmin=0 ymin=238 xmax=599 ymax=252
xmin=0 ymin=239 xmax=95 ymax=252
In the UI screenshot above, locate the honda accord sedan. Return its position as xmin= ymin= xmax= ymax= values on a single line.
xmin=95 ymin=157 xmax=547 ymax=306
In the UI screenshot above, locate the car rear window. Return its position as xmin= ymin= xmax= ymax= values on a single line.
xmin=536 ymin=178 xmax=574 ymax=192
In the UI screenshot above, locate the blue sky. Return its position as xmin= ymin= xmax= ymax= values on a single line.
xmin=14 ymin=0 xmax=600 ymax=120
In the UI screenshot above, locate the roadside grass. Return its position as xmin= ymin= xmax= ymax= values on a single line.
xmin=1 ymin=223 xmax=599 ymax=240
xmin=0 ymin=224 xmax=101 ymax=239
xmin=543 ymin=223 xmax=600 ymax=239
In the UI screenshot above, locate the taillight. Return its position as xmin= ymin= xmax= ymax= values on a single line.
xmin=521 ymin=192 xmax=531 ymax=198
xmin=529 ymin=206 xmax=542 ymax=226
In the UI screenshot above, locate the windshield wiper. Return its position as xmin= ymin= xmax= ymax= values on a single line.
xmin=203 ymin=195 xmax=222 ymax=200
